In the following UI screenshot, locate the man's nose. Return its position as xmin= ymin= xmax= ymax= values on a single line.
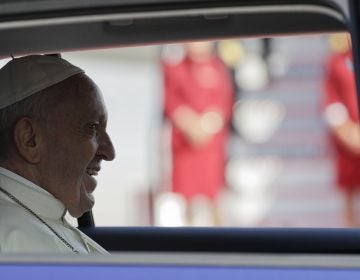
xmin=98 ymin=132 xmax=115 ymax=161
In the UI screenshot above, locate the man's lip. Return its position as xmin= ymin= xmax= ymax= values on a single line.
xmin=86 ymin=166 xmax=101 ymax=176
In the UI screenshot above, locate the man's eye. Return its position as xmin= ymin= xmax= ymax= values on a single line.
xmin=90 ymin=124 xmax=97 ymax=129
xmin=87 ymin=123 xmax=99 ymax=133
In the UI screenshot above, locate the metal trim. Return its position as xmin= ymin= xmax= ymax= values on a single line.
xmin=0 ymin=4 xmax=345 ymax=30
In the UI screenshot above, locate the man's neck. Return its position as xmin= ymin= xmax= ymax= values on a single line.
xmin=0 ymin=161 xmax=43 ymax=190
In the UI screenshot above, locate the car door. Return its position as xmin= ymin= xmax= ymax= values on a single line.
xmin=1 ymin=0 xmax=360 ymax=254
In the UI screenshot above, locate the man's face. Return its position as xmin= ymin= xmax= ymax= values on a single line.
xmin=39 ymin=74 xmax=115 ymax=217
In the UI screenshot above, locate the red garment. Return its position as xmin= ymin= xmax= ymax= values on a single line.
xmin=163 ymin=56 xmax=234 ymax=201
xmin=324 ymin=50 xmax=360 ymax=189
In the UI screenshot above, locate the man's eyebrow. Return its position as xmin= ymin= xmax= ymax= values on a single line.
xmin=93 ymin=115 xmax=107 ymax=125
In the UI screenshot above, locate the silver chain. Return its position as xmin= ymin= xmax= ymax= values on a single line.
xmin=0 ymin=186 xmax=79 ymax=254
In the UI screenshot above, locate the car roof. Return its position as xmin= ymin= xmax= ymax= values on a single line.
xmin=0 ymin=0 xmax=347 ymax=14
xmin=0 ymin=0 xmax=347 ymax=58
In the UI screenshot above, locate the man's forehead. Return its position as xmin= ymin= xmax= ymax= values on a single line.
xmin=57 ymin=77 xmax=107 ymax=120
xmin=0 ymin=55 xmax=84 ymax=110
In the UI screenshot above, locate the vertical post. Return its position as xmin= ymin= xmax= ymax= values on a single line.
xmin=349 ymin=0 xmax=360 ymax=114
xmin=78 ymin=211 xmax=95 ymax=228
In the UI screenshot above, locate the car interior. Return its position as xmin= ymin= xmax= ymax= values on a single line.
xmin=1 ymin=0 xmax=360 ymax=278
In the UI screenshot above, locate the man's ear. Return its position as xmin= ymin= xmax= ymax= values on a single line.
xmin=13 ymin=117 xmax=42 ymax=164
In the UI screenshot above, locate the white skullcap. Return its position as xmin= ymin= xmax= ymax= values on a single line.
xmin=0 ymin=55 xmax=84 ymax=109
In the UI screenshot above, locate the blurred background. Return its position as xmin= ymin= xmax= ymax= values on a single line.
xmin=65 ymin=33 xmax=360 ymax=228
xmin=2 ymin=32 xmax=358 ymax=228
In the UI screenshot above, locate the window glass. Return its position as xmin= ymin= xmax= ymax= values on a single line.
xmin=61 ymin=33 xmax=357 ymax=228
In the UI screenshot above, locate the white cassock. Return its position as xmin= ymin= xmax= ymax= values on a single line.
xmin=0 ymin=167 xmax=108 ymax=254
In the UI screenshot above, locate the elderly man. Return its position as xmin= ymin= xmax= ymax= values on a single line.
xmin=0 ymin=55 xmax=115 ymax=253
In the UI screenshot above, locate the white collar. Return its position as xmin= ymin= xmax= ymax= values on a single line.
xmin=0 ymin=166 xmax=66 ymax=220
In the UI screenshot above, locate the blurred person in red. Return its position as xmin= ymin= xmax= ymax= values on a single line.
xmin=324 ymin=34 xmax=360 ymax=227
xmin=162 ymin=41 xmax=234 ymax=225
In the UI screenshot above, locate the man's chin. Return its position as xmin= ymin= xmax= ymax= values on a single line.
xmin=68 ymin=208 xmax=84 ymax=218
xmin=87 ymin=193 xmax=95 ymax=207
xmin=67 ymin=196 xmax=95 ymax=218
